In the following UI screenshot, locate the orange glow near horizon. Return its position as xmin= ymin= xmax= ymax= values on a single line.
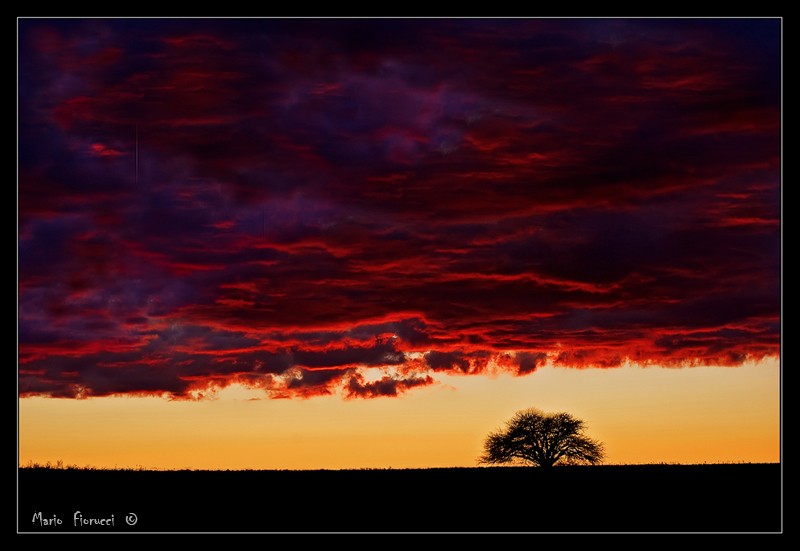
xmin=18 ymin=358 xmax=780 ymax=470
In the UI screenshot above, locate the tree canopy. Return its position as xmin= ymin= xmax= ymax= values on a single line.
xmin=479 ymin=408 xmax=604 ymax=467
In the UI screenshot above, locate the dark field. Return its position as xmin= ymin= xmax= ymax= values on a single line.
xmin=18 ymin=464 xmax=781 ymax=533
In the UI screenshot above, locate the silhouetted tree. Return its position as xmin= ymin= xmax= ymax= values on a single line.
xmin=479 ymin=408 xmax=604 ymax=468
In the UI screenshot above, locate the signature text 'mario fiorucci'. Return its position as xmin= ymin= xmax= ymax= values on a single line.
xmin=31 ymin=511 xmax=116 ymax=527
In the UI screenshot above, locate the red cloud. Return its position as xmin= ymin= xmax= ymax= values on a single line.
xmin=89 ymin=143 xmax=124 ymax=158
xmin=18 ymin=19 xmax=780 ymax=399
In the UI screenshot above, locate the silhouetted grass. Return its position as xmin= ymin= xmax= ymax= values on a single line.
xmin=18 ymin=463 xmax=781 ymax=533
xmin=21 ymin=460 xmax=149 ymax=472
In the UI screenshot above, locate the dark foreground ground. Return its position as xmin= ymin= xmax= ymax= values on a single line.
xmin=18 ymin=464 xmax=780 ymax=533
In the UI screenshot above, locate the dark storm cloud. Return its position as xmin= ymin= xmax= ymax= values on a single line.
xmin=346 ymin=372 xmax=435 ymax=399
xmin=293 ymin=340 xmax=405 ymax=369
xmin=516 ymin=352 xmax=548 ymax=375
xmin=424 ymin=351 xmax=486 ymax=373
xmin=19 ymin=18 xmax=780 ymax=399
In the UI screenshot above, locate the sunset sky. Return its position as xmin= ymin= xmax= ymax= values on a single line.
xmin=18 ymin=18 xmax=780 ymax=469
